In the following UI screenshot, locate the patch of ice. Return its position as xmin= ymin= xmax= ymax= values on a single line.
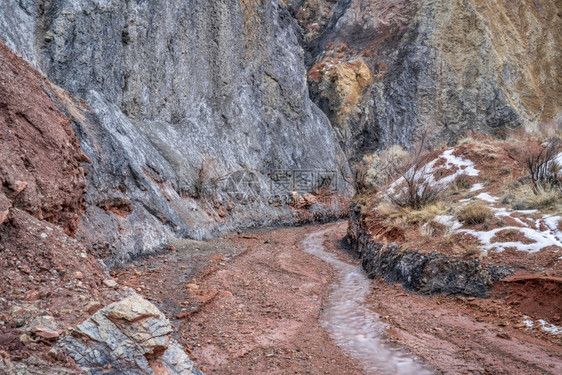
xmin=460 ymin=225 xmax=562 ymax=253
xmin=538 ymin=319 xmax=562 ymax=335
xmin=475 ymin=192 xmax=499 ymax=203
xmin=469 ymin=183 xmax=484 ymax=192
xmin=523 ymin=316 xmax=534 ymax=328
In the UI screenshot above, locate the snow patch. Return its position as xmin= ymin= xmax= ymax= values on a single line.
xmin=491 ymin=207 xmax=530 ymax=227
xmin=433 ymin=215 xmax=463 ymax=231
xmin=543 ymin=215 xmax=562 ymax=242
xmin=461 ymin=226 xmax=562 ymax=253
xmin=469 ymin=183 xmax=484 ymax=192
xmin=475 ymin=192 xmax=499 ymax=203
xmin=388 ymin=148 xmax=479 ymax=194
xmin=538 ymin=319 xmax=562 ymax=335
xmin=522 ymin=316 xmax=561 ymax=335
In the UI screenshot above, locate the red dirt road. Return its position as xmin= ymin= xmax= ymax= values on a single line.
xmin=116 ymin=222 xmax=562 ymax=374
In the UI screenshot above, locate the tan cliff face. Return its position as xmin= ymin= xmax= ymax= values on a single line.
xmin=310 ymin=58 xmax=373 ymax=138
xmin=301 ymin=0 xmax=561 ymax=156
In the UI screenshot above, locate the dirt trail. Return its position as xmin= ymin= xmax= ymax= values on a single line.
xmin=116 ymin=222 xmax=562 ymax=374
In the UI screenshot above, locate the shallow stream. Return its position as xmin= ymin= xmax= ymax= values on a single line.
xmin=303 ymin=229 xmax=433 ymax=375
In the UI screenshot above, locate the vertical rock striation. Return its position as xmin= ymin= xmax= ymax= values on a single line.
xmin=0 ymin=0 xmax=352 ymax=266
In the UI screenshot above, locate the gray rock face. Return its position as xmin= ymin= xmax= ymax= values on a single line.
xmin=57 ymin=294 xmax=203 ymax=375
xmin=302 ymin=0 xmax=561 ymax=158
xmin=0 ymin=0 xmax=351 ymax=265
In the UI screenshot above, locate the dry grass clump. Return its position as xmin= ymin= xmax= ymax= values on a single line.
xmin=456 ymin=132 xmax=496 ymax=152
xmin=456 ymin=201 xmax=494 ymax=225
xmin=449 ymin=174 xmax=472 ymax=194
xmin=510 ymin=183 xmax=562 ymax=212
xmin=377 ymin=200 xmax=449 ymax=226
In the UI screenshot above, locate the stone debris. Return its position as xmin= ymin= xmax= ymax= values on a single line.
xmin=103 ymin=279 xmax=118 ymax=288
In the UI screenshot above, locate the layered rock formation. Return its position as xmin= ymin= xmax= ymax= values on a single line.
xmin=293 ymin=0 xmax=562 ymax=158
xmin=1 ymin=0 xmax=559 ymax=264
xmin=0 ymin=0 xmax=351 ymax=266
xmin=58 ymin=294 xmax=202 ymax=375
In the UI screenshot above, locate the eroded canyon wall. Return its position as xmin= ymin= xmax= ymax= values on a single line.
xmin=292 ymin=0 xmax=561 ymax=158
xmin=1 ymin=0 xmax=560 ymax=265
xmin=0 ymin=0 xmax=351 ymax=266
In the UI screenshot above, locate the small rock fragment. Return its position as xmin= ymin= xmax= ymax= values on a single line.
xmin=85 ymin=301 xmax=103 ymax=315
xmin=32 ymin=325 xmax=60 ymax=340
xmin=103 ymin=279 xmax=118 ymax=288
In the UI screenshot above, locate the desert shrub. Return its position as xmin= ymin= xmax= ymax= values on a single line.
xmin=523 ymin=138 xmax=561 ymax=191
xmin=388 ymin=161 xmax=443 ymax=210
xmin=365 ymin=145 xmax=409 ymax=189
xmin=349 ymin=145 xmax=409 ymax=194
xmin=456 ymin=202 xmax=493 ymax=225
xmin=386 ymin=128 xmax=447 ymax=210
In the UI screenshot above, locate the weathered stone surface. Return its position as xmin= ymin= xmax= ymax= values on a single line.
xmin=0 ymin=355 xmax=82 ymax=375
xmin=0 ymin=193 xmax=10 ymax=226
xmin=0 ymin=0 xmax=351 ymax=266
xmin=302 ymin=0 xmax=561 ymax=157
xmin=58 ymin=294 xmax=202 ymax=375
xmin=0 ymin=41 xmax=87 ymax=235
xmin=31 ymin=326 xmax=59 ymax=340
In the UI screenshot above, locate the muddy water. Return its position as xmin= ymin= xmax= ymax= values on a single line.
xmin=303 ymin=229 xmax=433 ymax=375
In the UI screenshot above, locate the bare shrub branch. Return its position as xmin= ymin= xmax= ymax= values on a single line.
xmin=387 ymin=130 xmax=443 ymax=210
xmin=523 ymin=138 xmax=561 ymax=192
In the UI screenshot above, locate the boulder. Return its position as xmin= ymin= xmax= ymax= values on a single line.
xmin=57 ymin=294 xmax=203 ymax=375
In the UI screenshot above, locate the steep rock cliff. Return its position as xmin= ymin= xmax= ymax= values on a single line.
xmin=297 ymin=0 xmax=561 ymax=158
xmin=0 ymin=0 xmax=351 ymax=266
